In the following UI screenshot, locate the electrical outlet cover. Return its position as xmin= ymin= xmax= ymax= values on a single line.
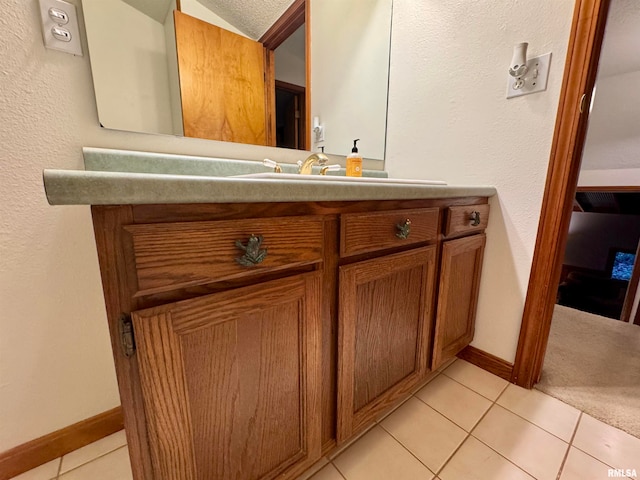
xmin=39 ymin=0 xmax=83 ymax=56
xmin=506 ymin=52 xmax=551 ymax=99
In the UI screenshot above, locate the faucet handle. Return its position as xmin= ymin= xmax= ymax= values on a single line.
xmin=263 ymin=158 xmax=282 ymax=173
xmin=320 ymin=164 xmax=341 ymax=175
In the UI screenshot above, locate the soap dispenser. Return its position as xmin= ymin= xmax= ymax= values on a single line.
xmin=346 ymin=139 xmax=363 ymax=177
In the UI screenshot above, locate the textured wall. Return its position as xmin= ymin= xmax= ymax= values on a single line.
xmin=0 ymin=0 xmax=330 ymax=452
xmin=0 ymin=0 xmax=576 ymax=452
xmin=385 ymin=0 xmax=575 ymax=362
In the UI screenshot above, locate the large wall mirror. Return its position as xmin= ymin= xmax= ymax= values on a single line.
xmin=82 ymin=0 xmax=393 ymax=160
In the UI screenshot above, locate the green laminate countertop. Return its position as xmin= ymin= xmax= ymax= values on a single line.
xmin=43 ymin=148 xmax=497 ymax=205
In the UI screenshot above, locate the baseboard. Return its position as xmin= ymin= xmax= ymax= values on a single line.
xmin=0 ymin=407 xmax=124 ymax=480
xmin=457 ymin=346 xmax=514 ymax=382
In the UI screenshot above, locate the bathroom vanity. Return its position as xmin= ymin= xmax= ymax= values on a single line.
xmin=44 ymin=152 xmax=494 ymax=480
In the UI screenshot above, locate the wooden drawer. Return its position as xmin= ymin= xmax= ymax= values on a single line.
xmin=445 ymin=204 xmax=489 ymax=238
xmin=125 ymin=216 xmax=324 ymax=295
xmin=340 ymin=208 xmax=439 ymax=257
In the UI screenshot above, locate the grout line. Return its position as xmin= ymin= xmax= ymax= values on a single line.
xmin=567 ymin=414 xmax=634 ymax=473
xmin=434 ymin=379 xmax=505 ymax=476
xmin=328 ymin=461 xmax=348 ymax=480
xmin=54 ymin=456 xmax=63 ymax=480
xmin=440 ymin=370 xmax=508 ymax=403
xmin=374 ymin=424 xmax=437 ymax=477
xmin=556 ymin=412 xmax=582 ymax=480
xmin=467 ymin=389 xmax=565 ymax=480
xmin=488 ymin=402 xmax=576 ymax=444
xmin=56 ymin=445 xmax=129 ymax=477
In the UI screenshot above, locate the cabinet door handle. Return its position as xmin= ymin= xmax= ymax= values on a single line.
xmin=235 ymin=234 xmax=268 ymax=266
xmin=396 ymin=219 xmax=412 ymax=239
xmin=470 ymin=211 xmax=481 ymax=226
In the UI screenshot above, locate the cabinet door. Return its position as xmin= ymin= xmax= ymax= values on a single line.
xmin=337 ymin=246 xmax=437 ymax=442
xmin=131 ymin=273 xmax=322 ymax=480
xmin=432 ymin=234 xmax=486 ymax=369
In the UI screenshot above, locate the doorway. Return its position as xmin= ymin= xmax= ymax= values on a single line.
xmin=275 ymin=80 xmax=306 ymax=150
xmin=514 ymin=0 xmax=640 ymax=386
xmin=511 ymin=0 xmax=612 ymax=389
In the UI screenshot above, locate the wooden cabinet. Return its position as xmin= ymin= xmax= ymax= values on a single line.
xmin=131 ymin=273 xmax=322 ymax=480
xmin=336 ymin=247 xmax=437 ymax=442
xmin=432 ymin=234 xmax=487 ymax=369
xmin=90 ymin=198 xmax=490 ymax=480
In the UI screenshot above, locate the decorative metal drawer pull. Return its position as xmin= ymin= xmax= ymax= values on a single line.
xmin=235 ymin=234 xmax=268 ymax=267
xmin=470 ymin=211 xmax=481 ymax=226
xmin=396 ymin=219 xmax=412 ymax=239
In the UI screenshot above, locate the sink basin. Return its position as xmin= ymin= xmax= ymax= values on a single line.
xmin=234 ymin=173 xmax=447 ymax=185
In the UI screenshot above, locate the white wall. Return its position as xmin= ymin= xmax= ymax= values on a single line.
xmin=581 ymin=70 xmax=640 ymax=171
xmin=565 ymin=213 xmax=640 ymax=271
xmin=579 ymin=168 xmax=640 ymax=186
xmin=275 ymin=25 xmax=305 ymax=87
xmin=83 ymin=0 xmax=174 ymax=134
xmin=164 ymin=0 xmax=184 ymax=135
xmin=0 ymin=0 xmax=345 ymax=453
xmin=311 ymin=0 xmax=392 ymax=160
xmin=385 ymin=0 xmax=574 ymax=362
xmin=0 ymin=0 xmax=577 ymax=452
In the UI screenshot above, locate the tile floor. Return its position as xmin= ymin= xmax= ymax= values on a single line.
xmin=11 ymin=359 xmax=640 ymax=480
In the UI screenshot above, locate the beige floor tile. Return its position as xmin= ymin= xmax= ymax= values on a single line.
xmin=59 ymin=446 xmax=132 ymax=480
xmin=437 ymin=357 xmax=457 ymax=372
xmin=333 ymin=425 xmax=435 ymax=480
xmin=380 ymin=397 xmax=467 ymax=472
xmin=296 ymin=457 xmax=330 ymax=480
xmin=309 ymin=463 xmax=345 ymax=480
xmin=497 ymin=384 xmax=580 ymax=441
xmin=573 ymin=414 xmax=640 ymax=472
xmin=559 ymin=447 xmax=617 ymax=480
xmin=59 ymin=429 xmax=127 ymax=474
xmin=9 ymin=459 xmax=60 ymax=480
xmin=473 ymin=405 xmax=568 ymax=480
xmin=415 ymin=374 xmax=492 ymax=431
xmin=442 ymin=360 xmax=508 ymax=400
xmin=439 ymin=436 xmax=534 ymax=480
xmin=409 ymin=370 xmax=440 ymax=395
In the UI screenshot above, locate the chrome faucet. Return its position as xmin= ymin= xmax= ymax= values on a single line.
xmin=297 ymin=152 xmax=329 ymax=175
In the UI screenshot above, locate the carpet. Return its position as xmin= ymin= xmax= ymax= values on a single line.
xmin=535 ymin=304 xmax=640 ymax=439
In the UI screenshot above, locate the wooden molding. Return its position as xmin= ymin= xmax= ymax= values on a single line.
xmin=259 ymin=0 xmax=305 ymax=50
xmin=457 ymin=346 xmax=513 ymax=382
xmin=512 ymin=0 xmax=611 ymax=388
xmin=0 ymin=407 xmax=124 ymax=480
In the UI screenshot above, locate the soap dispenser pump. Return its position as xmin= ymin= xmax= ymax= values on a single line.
xmin=346 ymin=139 xmax=362 ymax=177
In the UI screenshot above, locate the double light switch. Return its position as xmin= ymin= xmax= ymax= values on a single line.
xmin=39 ymin=0 xmax=83 ymax=56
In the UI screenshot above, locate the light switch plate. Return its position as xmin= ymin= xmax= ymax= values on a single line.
xmin=39 ymin=0 xmax=83 ymax=56
xmin=506 ymin=52 xmax=551 ymax=99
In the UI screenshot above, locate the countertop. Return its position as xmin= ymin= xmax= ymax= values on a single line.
xmin=43 ymin=148 xmax=497 ymax=205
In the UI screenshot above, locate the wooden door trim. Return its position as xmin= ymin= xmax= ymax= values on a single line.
xmin=276 ymin=80 xmax=307 ymax=150
xmin=260 ymin=0 xmax=308 ymax=148
xmin=259 ymin=0 xmax=306 ymax=50
xmin=512 ymin=0 xmax=611 ymax=388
